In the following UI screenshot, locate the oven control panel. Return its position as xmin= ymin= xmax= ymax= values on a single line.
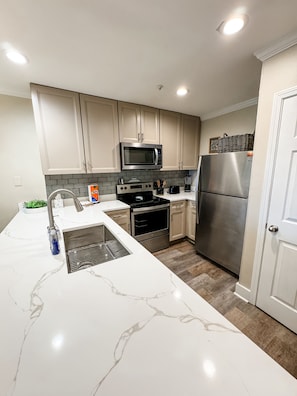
xmin=116 ymin=182 xmax=153 ymax=194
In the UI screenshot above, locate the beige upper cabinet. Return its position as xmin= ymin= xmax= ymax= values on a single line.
xmin=31 ymin=85 xmax=120 ymax=175
xmin=31 ymin=84 xmax=86 ymax=174
xmin=160 ymin=110 xmax=181 ymax=170
xmin=181 ymin=114 xmax=200 ymax=170
xmin=80 ymin=94 xmax=120 ymax=173
xmin=118 ymin=101 xmax=159 ymax=144
xmin=160 ymin=110 xmax=200 ymax=171
xmin=31 ymin=84 xmax=199 ymax=175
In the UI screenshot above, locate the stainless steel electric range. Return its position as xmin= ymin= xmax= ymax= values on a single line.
xmin=116 ymin=182 xmax=170 ymax=252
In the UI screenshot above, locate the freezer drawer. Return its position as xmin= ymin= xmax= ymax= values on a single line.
xmin=195 ymin=192 xmax=248 ymax=275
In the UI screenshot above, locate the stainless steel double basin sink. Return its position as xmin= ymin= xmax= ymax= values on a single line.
xmin=63 ymin=224 xmax=130 ymax=273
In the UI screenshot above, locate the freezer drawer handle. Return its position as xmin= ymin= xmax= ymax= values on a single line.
xmin=268 ymin=225 xmax=279 ymax=233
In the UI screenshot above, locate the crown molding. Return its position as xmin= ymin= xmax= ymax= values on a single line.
xmin=254 ymin=31 xmax=297 ymax=62
xmin=200 ymin=97 xmax=258 ymax=121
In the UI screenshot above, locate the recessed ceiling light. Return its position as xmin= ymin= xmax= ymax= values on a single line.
xmin=176 ymin=87 xmax=189 ymax=96
xmin=217 ymin=15 xmax=248 ymax=36
xmin=6 ymin=50 xmax=28 ymax=64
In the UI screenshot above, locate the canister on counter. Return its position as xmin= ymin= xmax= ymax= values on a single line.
xmin=88 ymin=184 xmax=100 ymax=203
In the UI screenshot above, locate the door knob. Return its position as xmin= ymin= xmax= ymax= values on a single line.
xmin=268 ymin=225 xmax=279 ymax=233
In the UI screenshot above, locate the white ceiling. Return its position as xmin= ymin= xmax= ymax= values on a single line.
xmin=1 ymin=0 xmax=297 ymax=119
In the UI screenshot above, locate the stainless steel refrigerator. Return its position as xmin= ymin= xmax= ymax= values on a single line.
xmin=195 ymin=151 xmax=253 ymax=275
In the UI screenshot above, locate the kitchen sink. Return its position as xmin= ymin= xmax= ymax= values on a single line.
xmin=62 ymin=224 xmax=130 ymax=273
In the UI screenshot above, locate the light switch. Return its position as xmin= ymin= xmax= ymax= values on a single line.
xmin=14 ymin=176 xmax=22 ymax=186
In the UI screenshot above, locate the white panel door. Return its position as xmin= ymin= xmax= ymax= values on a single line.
xmin=256 ymin=90 xmax=297 ymax=333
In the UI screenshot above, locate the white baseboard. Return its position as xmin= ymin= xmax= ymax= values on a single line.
xmin=234 ymin=282 xmax=251 ymax=303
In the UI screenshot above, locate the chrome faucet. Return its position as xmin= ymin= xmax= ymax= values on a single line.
xmin=47 ymin=189 xmax=84 ymax=255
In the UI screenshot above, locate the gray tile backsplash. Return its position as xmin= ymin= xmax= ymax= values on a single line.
xmin=45 ymin=170 xmax=189 ymax=197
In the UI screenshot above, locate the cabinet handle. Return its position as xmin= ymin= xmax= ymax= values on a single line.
xmin=138 ymin=132 xmax=141 ymax=142
xmin=83 ymin=161 xmax=87 ymax=172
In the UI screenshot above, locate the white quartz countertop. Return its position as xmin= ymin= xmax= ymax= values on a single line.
xmin=1 ymin=202 xmax=296 ymax=395
xmin=156 ymin=190 xmax=196 ymax=202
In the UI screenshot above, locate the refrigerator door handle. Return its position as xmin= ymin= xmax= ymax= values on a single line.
xmin=196 ymin=155 xmax=202 ymax=224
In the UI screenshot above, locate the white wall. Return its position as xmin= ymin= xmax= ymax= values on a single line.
xmin=200 ymin=106 xmax=258 ymax=155
xmin=0 ymin=94 xmax=46 ymax=231
xmin=185 ymin=106 xmax=258 ymax=194
xmin=239 ymin=44 xmax=297 ymax=290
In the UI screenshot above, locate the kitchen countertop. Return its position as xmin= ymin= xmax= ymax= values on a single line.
xmin=1 ymin=202 xmax=296 ymax=395
xmin=155 ymin=190 xmax=196 ymax=202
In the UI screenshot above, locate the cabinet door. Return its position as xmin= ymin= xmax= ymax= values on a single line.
xmin=140 ymin=106 xmax=160 ymax=144
xmin=118 ymin=102 xmax=140 ymax=143
xmin=181 ymin=115 xmax=200 ymax=170
xmin=80 ymin=95 xmax=120 ymax=173
xmin=31 ymin=84 xmax=85 ymax=175
xmin=118 ymin=102 xmax=159 ymax=144
xmin=160 ymin=110 xmax=181 ymax=170
xmin=170 ymin=201 xmax=186 ymax=241
xmin=106 ymin=209 xmax=131 ymax=234
xmin=186 ymin=200 xmax=196 ymax=241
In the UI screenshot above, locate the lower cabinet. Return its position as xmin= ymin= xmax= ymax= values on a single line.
xmin=186 ymin=200 xmax=196 ymax=241
xmin=170 ymin=201 xmax=186 ymax=242
xmin=106 ymin=209 xmax=131 ymax=234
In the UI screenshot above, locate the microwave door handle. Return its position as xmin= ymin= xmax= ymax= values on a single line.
xmin=154 ymin=148 xmax=158 ymax=165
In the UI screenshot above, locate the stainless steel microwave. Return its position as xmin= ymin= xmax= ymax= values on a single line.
xmin=120 ymin=142 xmax=163 ymax=170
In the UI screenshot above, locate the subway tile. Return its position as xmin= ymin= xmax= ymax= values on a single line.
xmin=45 ymin=170 xmax=188 ymax=197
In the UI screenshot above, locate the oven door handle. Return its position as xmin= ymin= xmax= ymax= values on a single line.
xmin=132 ymin=203 xmax=169 ymax=214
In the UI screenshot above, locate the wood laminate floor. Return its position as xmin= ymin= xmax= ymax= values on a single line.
xmin=154 ymin=240 xmax=297 ymax=379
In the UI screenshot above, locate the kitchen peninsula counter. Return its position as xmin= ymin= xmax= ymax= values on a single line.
xmin=1 ymin=204 xmax=296 ymax=395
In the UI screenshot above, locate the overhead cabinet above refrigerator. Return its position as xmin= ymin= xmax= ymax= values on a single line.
xmin=195 ymin=151 xmax=253 ymax=275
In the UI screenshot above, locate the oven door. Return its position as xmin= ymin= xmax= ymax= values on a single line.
xmin=131 ymin=204 xmax=169 ymax=252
